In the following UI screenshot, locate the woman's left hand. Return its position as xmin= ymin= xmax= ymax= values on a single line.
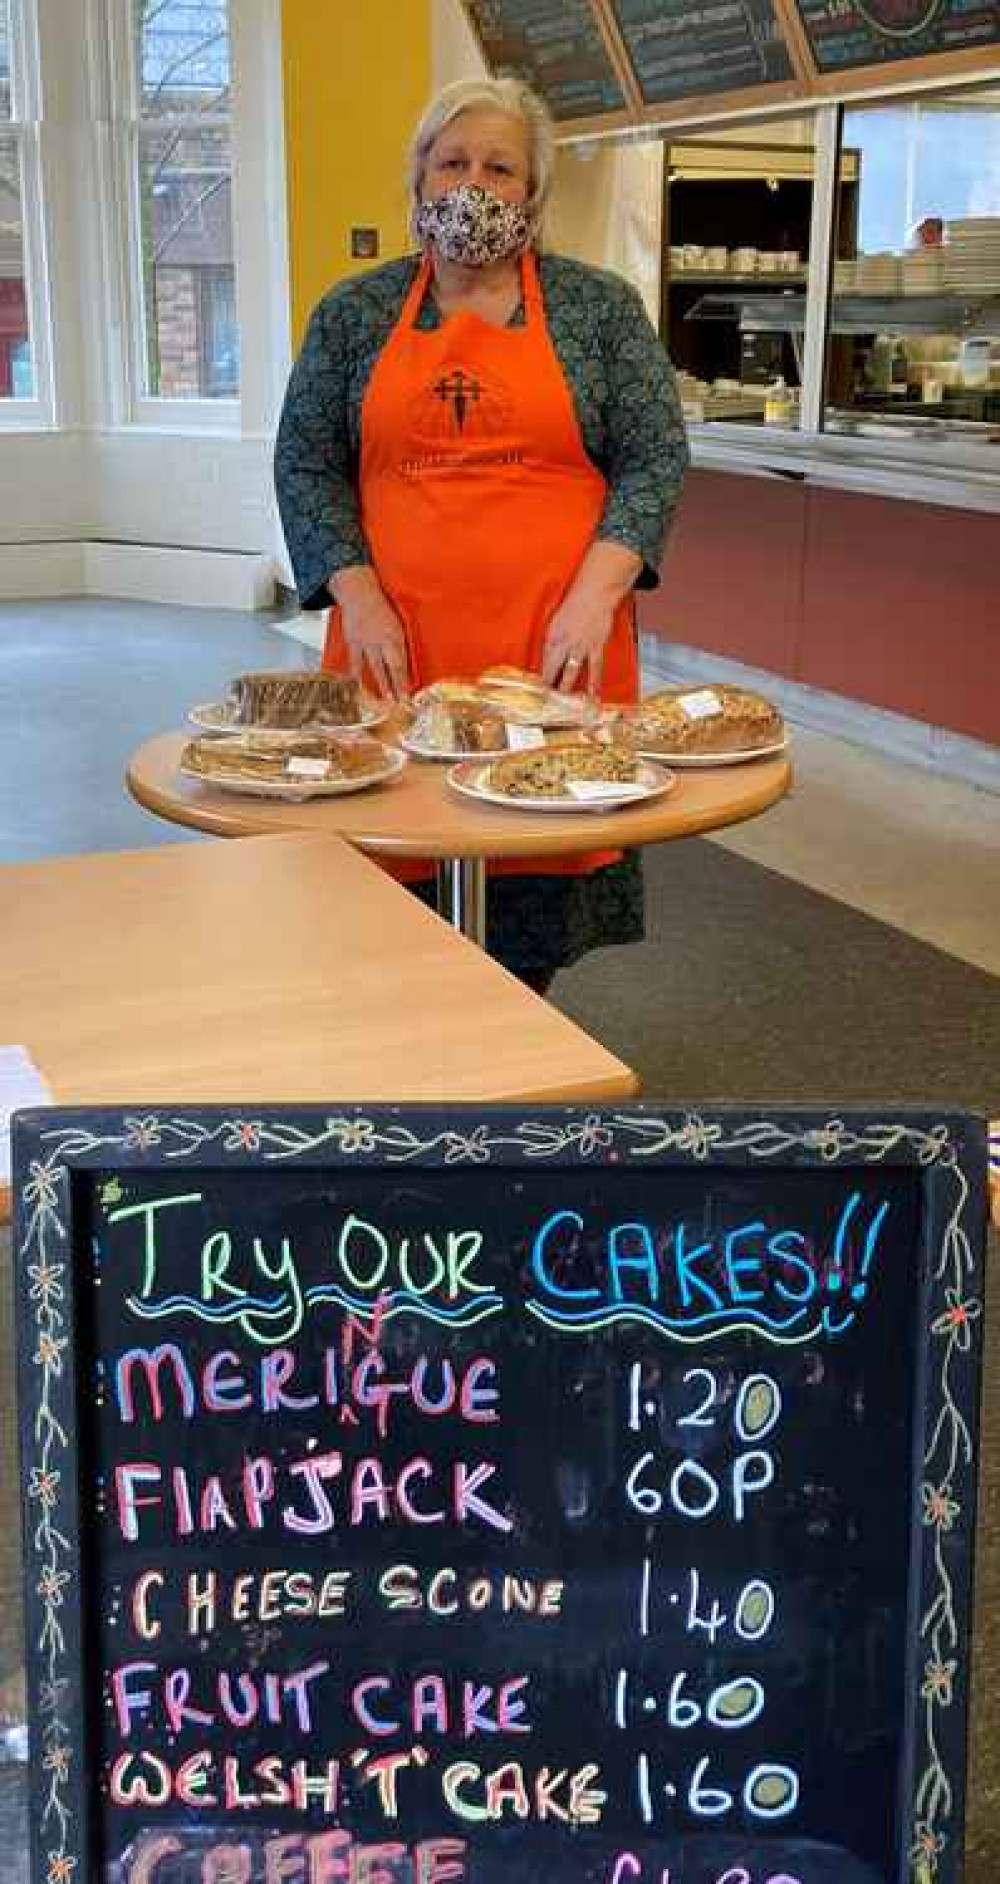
xmin=541 ymin=541 xmax=643 ymax=695
xmin=541 ymin=591 xmax=617 ymax=696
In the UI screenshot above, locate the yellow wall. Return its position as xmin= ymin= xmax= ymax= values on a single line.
xmin=281 ymin=1 xmax=432 ymax=346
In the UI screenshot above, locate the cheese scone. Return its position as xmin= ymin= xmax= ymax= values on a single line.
xmin=481 ymin=744 xmax=641 ymax=799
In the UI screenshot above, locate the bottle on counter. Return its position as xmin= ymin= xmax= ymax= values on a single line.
xmin=959 ymin=337 xmax=990 ymax=390
xmin=764 ymin=377 xmax=795 ymax=425
xmin=868 ymin=334 xmax=894 ymax=395
xmin=889 ymin=341 xmax=910 ymax=399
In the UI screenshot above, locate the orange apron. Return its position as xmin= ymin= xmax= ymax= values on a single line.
xmin=323 ymin=251 xmax=639 ymax=881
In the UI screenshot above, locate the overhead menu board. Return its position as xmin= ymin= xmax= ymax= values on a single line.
xmin=13 ymin=1103 xmax=988 ymax=1884
xmin=462 ymin=0 xmax=625 ymax=120
xmin=795 ymin=0 xmax=1000 ymax=72
xmin=610 ymin=0 xmax=795 ymax=103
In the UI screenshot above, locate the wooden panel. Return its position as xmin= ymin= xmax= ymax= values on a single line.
xmin=0 ymin=832 xmax=642 ymax=1217
xmin=640 ymin=466 xmax=808 ymax=678
xmin=0 ymin=834 xmax=643 ymax=1102
xmin=800 ymin=487 xmax=1000 ymax=745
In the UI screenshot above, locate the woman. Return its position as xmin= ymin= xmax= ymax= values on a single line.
xmin=275 ymin=77 xmax=688 ymax=990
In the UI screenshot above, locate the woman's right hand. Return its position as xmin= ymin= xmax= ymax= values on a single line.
xmin=329 ymin=565 xmax=410 ymax=700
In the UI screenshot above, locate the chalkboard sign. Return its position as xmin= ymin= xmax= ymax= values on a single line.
xmin=609 ymin=0 xmax=794 ymax=103
xmin=462 ymin=0 xmax=626 ymax=120
xmin=13 ymin=1103 xmax=988 ymax=1884
xmin=795 ymin=0 xmax=1000 ymax=72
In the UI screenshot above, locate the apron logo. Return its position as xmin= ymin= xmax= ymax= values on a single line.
xmin=409 ymin=362 xmax=514 ymax=446
xmin=434 ymin=369 xmax=480 ymax=434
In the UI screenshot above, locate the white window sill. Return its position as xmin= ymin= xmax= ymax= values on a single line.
xmin=128 ymin=397 xmax=242 ymax=435
xmin=0 ymin=409 xmax=56 ymax=433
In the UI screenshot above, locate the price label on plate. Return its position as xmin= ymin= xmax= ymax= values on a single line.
xmin=566 ymin=779 xmax=646 ymax=803
xmin=678 ymin=688 xmax=724 ymax=721
xmin=506 ymin=725 xmax=546 ymax=751
xmin=285 ymin=757 xmax=332 ymax=779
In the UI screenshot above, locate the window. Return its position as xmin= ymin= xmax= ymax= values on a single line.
xmin=0 ymin=0 xmax=44 ymax=409
xmin=127 ymin=0 xmax=239 ymax=403
xmin=661 ymin=119 xmax=821 ymax=431
xmin=825 ymin=91 xmax=1000 ymax=442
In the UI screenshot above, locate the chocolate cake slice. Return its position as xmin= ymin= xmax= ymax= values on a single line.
xmin=228 ymin=670 xmax=362 ymax=728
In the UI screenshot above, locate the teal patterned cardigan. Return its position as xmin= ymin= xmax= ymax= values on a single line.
xmin=275 ymin=252 xmax=690 ymax=612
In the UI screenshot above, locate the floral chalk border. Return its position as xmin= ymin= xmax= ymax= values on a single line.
xmin=14 ymin=1106 xmax=983 ymax=1884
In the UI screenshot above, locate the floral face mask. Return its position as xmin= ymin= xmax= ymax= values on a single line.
xmin=415 ymin=183 xmax=531 ymax=267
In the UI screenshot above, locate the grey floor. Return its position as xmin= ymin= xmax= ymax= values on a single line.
xmin=1 ymin=596 xmax=999 ymax=1879
xmin=0 ymin=598 xmax=312 ymax=863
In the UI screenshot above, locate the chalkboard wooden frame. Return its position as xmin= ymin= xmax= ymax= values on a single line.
xmin=12 ymin=1101 xmax=988 ymax=1884
xmin=458 ymin=0 xmax=638 ymax=135
xmin=457 ymin=0 xmax=1000 ymax=140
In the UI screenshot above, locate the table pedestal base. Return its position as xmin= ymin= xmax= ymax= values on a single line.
xmin=436 ymin=858 xmax=487 ymax=947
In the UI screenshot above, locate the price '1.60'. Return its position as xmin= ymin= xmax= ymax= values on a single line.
xmin=637 ymin=1752 xmax=800 ymax=1824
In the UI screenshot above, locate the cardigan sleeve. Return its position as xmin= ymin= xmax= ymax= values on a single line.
xmin=594 ymin=277 xmax=689 ymax=588
xmin=274 ymin=290 xmax=370 ymax=612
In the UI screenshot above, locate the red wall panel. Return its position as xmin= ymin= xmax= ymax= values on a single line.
xmin=641 ymin=467 xmax=806 ymax=676
xmin=643 ymin=467 xmax=1000 ymax=747
xmin=801 ymin=487 xmax=1000 ymax=746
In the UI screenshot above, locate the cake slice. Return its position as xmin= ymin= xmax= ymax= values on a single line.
xmin=452 ymin=707 xmax=508 ymax=753
xmin=227 ymin=669 xmax=362 ymax=728
xmin=481 ymin=743 xmax=641 ymax=799
xmin=182 ymin=731 xmax=386 ymax=783
xmin=410 ymin=701 xmax=508 ymax=753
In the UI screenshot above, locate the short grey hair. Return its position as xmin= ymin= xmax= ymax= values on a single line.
xmin=408 ymin=78 xmax=556 ymax=245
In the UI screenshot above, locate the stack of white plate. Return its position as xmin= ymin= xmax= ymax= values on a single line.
xmin=677 ymin=373 xmax=769 ymax=423
xmin=941 ymin=215 xmax=1000 ymax=292
xmin=902 ymin=248 xmax=945 ymax=295
xmin=700 ymin=384 xmax=768 ymax=421
xmin=854 ymin=251 xmax=901 ymax=294
xmin=943 ymin=216 xmax=1000 ymax=292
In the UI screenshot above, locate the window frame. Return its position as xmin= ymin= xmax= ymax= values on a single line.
xmin=668 ymin=78 xmax=1000 ymax=496
xmin=107 ymin=0 xmax=240 ymax=430
xmin=0 ymin=0 xmax=55 ymax=428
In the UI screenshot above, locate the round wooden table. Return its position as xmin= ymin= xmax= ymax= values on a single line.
xmin=127 ymin=727 xmax=793 ymax=948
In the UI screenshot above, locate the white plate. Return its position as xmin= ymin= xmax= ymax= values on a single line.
xmin=400 ymin=729 xmax=512 ymax=763
xmin=620 ymin=736 xmax=789 ymax=769
xmin=412 ymin=686 xmax=600 ymax=732
xmin=180 ymin=747 xmax=407 ymax=801
xmin=447 ymin=757 xmax=676 ymax=813
xmin=189 ymin=698 xmax=388 ymax=734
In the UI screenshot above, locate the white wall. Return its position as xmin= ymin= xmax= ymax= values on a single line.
xmin=0 ymin=0 xmax=289 ymax=598
xmin=433 ymin=0 xmax=485 ymax=87
xmin=547 ymin=141 xmax=664 ymax=324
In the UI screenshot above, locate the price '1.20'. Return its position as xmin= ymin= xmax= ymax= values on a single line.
xmin=611 ymin=1861 xmax=802 ymax=1884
